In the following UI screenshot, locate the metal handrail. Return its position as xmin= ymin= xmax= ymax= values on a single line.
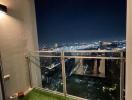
xmin=28 ymin=50 xmax=125 ymax=100
xmin=30 ymin=55 xmax=125 ymax=59
xmin=31 ymin=49 xmax=124 ymax=53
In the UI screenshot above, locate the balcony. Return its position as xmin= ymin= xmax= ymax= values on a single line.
xmin=23 ymin=50 xmax=125 ymax=100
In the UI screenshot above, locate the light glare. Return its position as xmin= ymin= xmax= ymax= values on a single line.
xmin=0 ymin=10 xmax=6 ymax=18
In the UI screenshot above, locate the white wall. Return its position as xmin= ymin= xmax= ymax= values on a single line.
xmin=0 ymin=0 xmax=41 ymax=99
xmin=126 ymin=0 xmax=132 ymax=100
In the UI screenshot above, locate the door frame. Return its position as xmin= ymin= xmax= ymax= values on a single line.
xmin=0 ymin=53 xmax=6 ymax=100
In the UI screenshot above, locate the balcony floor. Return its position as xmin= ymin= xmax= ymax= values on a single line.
xmin=20 ymin=89 xmax=74 ymax=100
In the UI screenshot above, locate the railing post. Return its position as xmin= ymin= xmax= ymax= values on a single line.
xmin=61 ymin=51 xmax=67 ymax=96
xmin=120 ymin=51 xmax=125 ymax=100
xmin=25 ymin=55 xmax=33 ymax=88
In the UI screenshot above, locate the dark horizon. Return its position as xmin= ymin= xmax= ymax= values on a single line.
xmin=35 ymin=0 xmax=126 ymax=48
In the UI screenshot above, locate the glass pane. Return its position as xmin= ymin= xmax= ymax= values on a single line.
xmin=66 ymin=57 xmax=124 ymax=100
xmin=40 ymin=57 xmax=63 ymax=92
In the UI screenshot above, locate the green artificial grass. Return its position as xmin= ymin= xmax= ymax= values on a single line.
xmin=20 ymin=89 xmax=74 ymax=100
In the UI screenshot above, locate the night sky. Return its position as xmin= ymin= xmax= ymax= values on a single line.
xmin=35 ymin=0 xmax=126 ymax=47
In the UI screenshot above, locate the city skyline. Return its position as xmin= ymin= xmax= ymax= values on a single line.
xmin=35 ymin=0 xmax=126 ymax=48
